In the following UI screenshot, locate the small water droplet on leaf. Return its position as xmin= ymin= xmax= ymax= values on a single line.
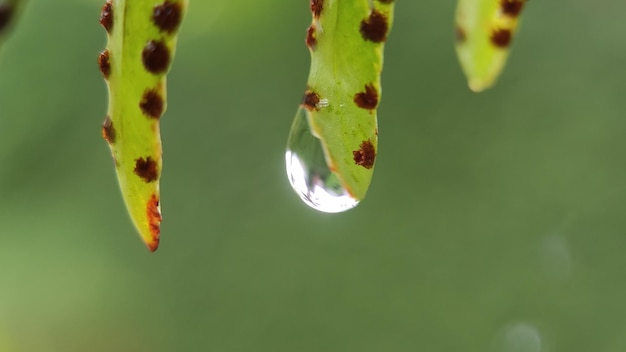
xmin=285 ymin=107 xmax=359 ymax=213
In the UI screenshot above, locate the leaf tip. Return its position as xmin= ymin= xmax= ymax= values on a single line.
xmin=468 ymin=79 xmax=492 ymax=93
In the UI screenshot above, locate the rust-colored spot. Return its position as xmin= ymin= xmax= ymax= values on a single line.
xmin=0 ymin=5 xmax=15 ymax=32
xmin=140 ymin=89 xmax=164 ymax=119
xmin=501 ymin=0 xmax=525 ymax=17
xmin=99 ymin=1 xmax=113 ymax=33
xmin=455 ymin=26 xmax=466 ymax=44
xmin=377 ymin=0 xmax=394 ymax=3
xmin=134 ymin=157 xmax=159 ymax=183
xmin=354 ymin=84 xmax=379 ymax=110
xmin=353 ymin=140 xmax=376 ymax=169
xmin=310 ymin=0 xmax=323 ymax=17
xmin=98 ymin=50 xmax=111 ymax=79
xmin=306 ymin=24 xmax=317 ymax=49
xmin=360 ymin=10 xmax=389 ymax=43
xmin=142 ymin=40 xmax=171 ymax=74
xmin=146 ymin=194 xmax=161 ymax=252
xmin=302 ymin=90 xmax=320 ymax=111
xmin=490 ymin=28 xmax=512 ymax=48
xmin=153 ymin=1 xmax=183 ymax=34
xmin=102 ymin=115 xmax=116 ymax=144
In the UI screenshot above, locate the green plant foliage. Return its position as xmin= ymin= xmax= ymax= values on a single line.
xmin=455 ymin=0 xmax=527 ymax=92
xmin=99 ymin=0 xmax=187 ymax=251
xmin=286 ymin=0 xmax=394 ymax=213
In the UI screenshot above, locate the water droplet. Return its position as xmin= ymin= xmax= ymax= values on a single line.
xmin=285 ymin=107 xmax=359 ymax=213
xmin=316 ymin=98 xmax=329 ymax=109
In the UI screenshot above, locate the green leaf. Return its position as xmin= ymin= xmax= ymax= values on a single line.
xmin=99 ymin=0 xmax=186 ymax=251
xmin=455 ymin=0 xmax=527 ymax=92
xmin=286 ymin=0 xmax=395 ymax=213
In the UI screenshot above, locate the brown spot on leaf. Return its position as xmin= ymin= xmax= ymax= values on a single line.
xmin=302 ymin=90 xmax=320 ymax=111
xmin=377 ymin=0 xmax=394 ymax=3
xmin=134 ymin=157 xmax=159 ymax=183
xmin=102 ymin=115 xmax=116 ymax=144
xmin=142 ymin=40 xmax=171 ymax=74
xmin=455 ymin=26 xmax=466 ymax=44
xmin=501 ymin=0 xmax=525 ymax=17
xmin=140 ymin=89 xmax=164 ymax=119
xmin=99 ymin=1 xmax=113 ymax=33
xmin=0 ymin=4 xmax=15 ymax=32
xmin=354 ymin=84 xmax=378 ymax=110
xmin=306 ymin=24 xmax=317 ymax=49
xmin=353 ymin=140 xmax=376 ymax=169
xmin=360 ymin=10 xmax=389 ymax=43
xmin=490 ymin=28 xmax=512 ymax=48
xmin=98 ymin=50 xmax=111 ymax=78
xmin=153 ymin=1 xmax=183 ymax=34
xmin=146 ymin=194 xmax=161 ymax=252
xmin=310 ymin=0 xmax=323 ymax=17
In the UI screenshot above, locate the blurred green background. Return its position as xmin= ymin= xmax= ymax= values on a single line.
xmin=1 ymin=1 xmax=626 ymax=351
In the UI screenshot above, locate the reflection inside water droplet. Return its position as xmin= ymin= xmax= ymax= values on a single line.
xmin=285 ymin=107 xmax=359 ymax=213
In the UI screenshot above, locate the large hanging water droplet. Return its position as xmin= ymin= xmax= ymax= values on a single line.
xmin=285 ymin=107 xmax=359 ymax=213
